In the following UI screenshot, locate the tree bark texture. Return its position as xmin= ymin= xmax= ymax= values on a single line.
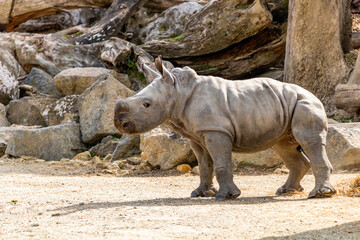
xmin=4 ymin=0 xmax=112 ymax=31
xmin=284 ymin=0 xmax=347 ymax=110
xmin=73 ymin=0 xmax=148 ymax=45
xmin=339 ymin=0 xmax=352 ymax=53
xmin=143 ymin=0 xmax=207 ymax=12
xmin=335 ymin=84 xmax=360 ymax=112
xmin=0 ymin=33 xmax=106 ymax=76
xmin=171 ymin=24 xmax=286 ymax=79
xmin=142 ymin=0 xmax=273 ymax=58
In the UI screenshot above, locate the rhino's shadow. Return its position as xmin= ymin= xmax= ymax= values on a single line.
xmin=48 ymin=196 xmax=305 ymax=216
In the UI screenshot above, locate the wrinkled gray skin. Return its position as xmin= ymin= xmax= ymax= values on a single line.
xmin=114 ymin=58 xmax=336 ymax=200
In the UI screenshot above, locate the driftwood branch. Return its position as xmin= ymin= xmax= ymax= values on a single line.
xmin=141 ymin=0 xmax=272 ymax=58
xmin=4 ymin=0 xmax=112 ymax=32
xmin=73 ymin=0 xmax=148 ymax=45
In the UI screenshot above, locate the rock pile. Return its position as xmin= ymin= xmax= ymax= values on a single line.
xmin=0 ymin=1 xmax=359 ymax=172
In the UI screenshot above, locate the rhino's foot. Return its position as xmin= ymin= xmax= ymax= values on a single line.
xmin=275 ymin=186 xmax=304 ymax=196
xmin=191 ymin=185 xmax=217 ymax=198
xmin=215 ymin=185 xmax=241 ymax=201
xmin=308 ymin=184 xmax=336 ymax=198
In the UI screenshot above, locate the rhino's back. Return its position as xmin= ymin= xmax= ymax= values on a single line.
xmin=186 ymin=77 xmax=304 ymax=152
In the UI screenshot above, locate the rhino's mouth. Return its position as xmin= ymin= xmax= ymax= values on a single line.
xmin=114 ymin=117 xmax=136 ymax=134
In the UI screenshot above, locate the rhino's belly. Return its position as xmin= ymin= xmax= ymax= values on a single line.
xmin=231 ymin=127 xmax=289 ymax=153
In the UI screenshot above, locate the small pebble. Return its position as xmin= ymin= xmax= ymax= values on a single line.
xmin=51 ymin=213 xmax=61 ymax=217
xmin=31 ymin=223 xmax=39 ymax=227
xmin=176 ymin=164 xmax=192 ymax=172
xmin=191 ymin=166 xmax=200 ymax=175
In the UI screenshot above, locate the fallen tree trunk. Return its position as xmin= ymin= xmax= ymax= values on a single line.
xmin=171 ymin=25 xmax=286 ymax=79
xmin=335 ymin=84 xmax=360 ymax=112
xmin=143 ymin=0 xmax=208 ymax=12
xmin=4 ymin=0 xmax=113 ymax=31
xmin=0 ymin=33 xmax=106 ymax=76
xmin=73 ymin=0 xmax=148 ymax=45
xmin=141 ymin=0 xmax=272 ymax=58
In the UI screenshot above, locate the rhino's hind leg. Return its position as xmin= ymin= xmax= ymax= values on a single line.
xmin=291 ymin=101 xmax=336 ymax=198
xmin=272 ymin=136 xmax=311 ymax=195
xmin=203 ymin=132 xmax=241 ymax=201
xmin=189 ymin=141 xmax=217 ymax=198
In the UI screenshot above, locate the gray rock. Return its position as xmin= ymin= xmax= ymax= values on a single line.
xmin=139 ymin=2 xmax=204 ymax=43
xmin=89 ymin=135 xmax=120 ymax=158
xmin=0 ymin=125 xmax=41 ymax=146
xmin=111 ymin=134 xmax=140 ymax=161
xmin=6 ymin=95 xmax=57 ymax=126
xmin=140 ymin=127 xmax=196 ymax=170
xmin=22 ymin=68 xmax=61 ymax=97
xmin=5 ymin=123 xmax=86 ymax=161
xmin=0 ymin=103 xmax=10 ymax=127
xmin=43 ymin=95 xmax=79 ymax=126
xmin=54 ymin=67 xmax=131 ymax=96
xmin=232 ymin=149 xmax=282 ymax=168
xmin=326 ymin=123 xmax=360 ymax=169
xmin=79 ymin=74 xmax=134 ymax=144
xmin=0 ymin=49 xmax=25 ymax=105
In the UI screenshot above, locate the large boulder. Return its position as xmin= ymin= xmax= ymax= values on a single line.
xmin=140 ymin=127 xmax=196 ymax=170
xmin=89 ymin=135 xmax=120 ymax=158
xmin=326 ymin=123 xmax=360 ymax=169
xmin=22 ymin=68 xmax=61 ymax=97
xmin=0 ymin=49 xmax=26 ymax=105
xmin=5 ymin=123 xmax=86 ymax=161
xmin=6 ymin=95 xmax=57 ymax=126
xmin=111 ymin=134 xmax=140 ymax=160
xmin=89 ymin=134 xmax=140 ymax=158
xmin=232 ymin=149 xmax=282 ymax=168
xmin=0 ymin=103 xmax=10 ymax=127
xmin=0 ymin=125 xmax=41 ymax=157
xmin=54 ymin=67 xmax=131 ymax=96
xmin=43 ymin=95 xmax=80 ymax=126
xmin=78 ymin=74 xmax=134 ymax=144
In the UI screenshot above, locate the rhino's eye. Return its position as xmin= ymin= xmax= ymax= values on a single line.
xmin=143 ymin=102 xmax=151 ymax=108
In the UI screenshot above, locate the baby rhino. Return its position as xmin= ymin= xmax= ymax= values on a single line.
xmin=114 ymin=57 xmax=336 ymax=200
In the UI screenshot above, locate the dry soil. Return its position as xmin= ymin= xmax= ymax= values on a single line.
xmin=0 ymin=158 xmax=360 ymax=240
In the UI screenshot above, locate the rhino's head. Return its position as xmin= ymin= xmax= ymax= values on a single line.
xmin=114 ymin=57 xmax=176 ymax=134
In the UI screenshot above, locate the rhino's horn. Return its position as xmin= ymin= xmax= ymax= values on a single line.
xmin=142 ymin=63 xmax=161 ymax=83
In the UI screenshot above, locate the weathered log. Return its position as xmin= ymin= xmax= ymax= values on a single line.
xmin=0 ymin=33 xmax=106 ymax=76
xmin=170 ymin=25 xmax=286 ymax=79
xmin=284 ymin=0 xmax=347 ymax=110
xmin=4 ymin=0 xmax=112 ymax=31
xmin=144 ymin=0 xmax=208 ymax=12
xmin=16 ymin=9 xmax=105 ymax=33
xmin=73 ymin=0 xmax=148 ymax=45
xmin=335 ymin=84 xmax=360 ymax=112
xmin=141 ymin=0 xmax=272 ymax=58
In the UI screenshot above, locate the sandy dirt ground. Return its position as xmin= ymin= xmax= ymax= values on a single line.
xmin=0 ymin=158 xmax=360 ymax=240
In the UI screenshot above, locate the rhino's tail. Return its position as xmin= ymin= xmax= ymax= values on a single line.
xmin=296 ymin=145 xmax=311 ymax=164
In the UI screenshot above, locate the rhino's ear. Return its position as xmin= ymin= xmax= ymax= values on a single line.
xmin=162 ymin=64 xmax=175 ymax=85
xmin=142 ymin=63 xmax=161 ymax=83
xmin=155 ymin=55 xmax=175 ymax=85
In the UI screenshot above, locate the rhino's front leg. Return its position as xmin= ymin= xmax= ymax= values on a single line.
xmin=203 ymin=132 xmax=241 ymax=200
xmin=189 ymin=141 xmax=217 ymax=197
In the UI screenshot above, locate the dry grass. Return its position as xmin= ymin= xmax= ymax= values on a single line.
xmin=336 ymin=175 xmax=360 ymax=197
